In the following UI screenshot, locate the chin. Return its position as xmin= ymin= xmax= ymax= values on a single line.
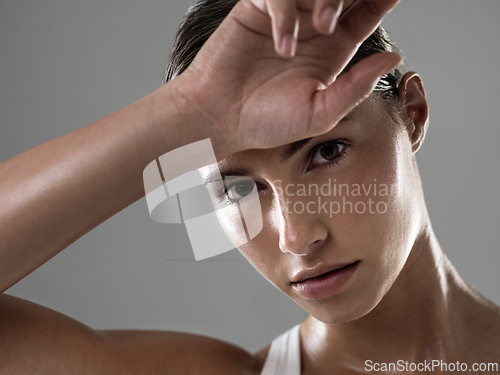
xmin=297 ymin=290 xmax=384 ymax=325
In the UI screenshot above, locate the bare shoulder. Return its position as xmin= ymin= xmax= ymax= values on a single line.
xmin=483 ymin=301 xmax=500 ymax=354
xmin=254 ymin=344 xmax=271 ymax=364
xmin=464 ymin=292 xmax=500 ymax=362
xmin=0 ymin=293 xmax=264 ymax=375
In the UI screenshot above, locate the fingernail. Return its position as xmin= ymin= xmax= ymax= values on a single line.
xmin=321 ymin=6 xmax=337 ymax=34
xmin=280 ymin=33 xmax=295 ymax=57
xmin=383 ymin=53 xmax=403 ymax=72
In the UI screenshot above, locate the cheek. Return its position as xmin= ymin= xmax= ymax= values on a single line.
xmin=214 ymin=183 xmax=265 ymax=247
xmin=350 ymin=137 xmax=421 ymax=296
xmin=215 ymin=206 xmax=250 ymax=247
xmin=236 ymin=207 xmax=292 ymax=292
xmin=238 ymin=236 xmax=284 ymax=290
xmin=330 ymin=175 xmax=412 ymax=271
xmin=327 ymin=136 xmax=419 ymax=292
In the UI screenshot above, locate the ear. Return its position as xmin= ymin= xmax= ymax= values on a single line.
xmin=398 ymin=72 xmax=429 ymax=153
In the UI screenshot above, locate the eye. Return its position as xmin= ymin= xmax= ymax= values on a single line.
xmin=309 ymin=140 xmax=348 ymax=169
xmin=222 ymin=179 xmax=257 ymax=203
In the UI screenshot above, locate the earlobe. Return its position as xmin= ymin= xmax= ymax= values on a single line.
xmin=398 ymin=72 xmax=429 ymax=153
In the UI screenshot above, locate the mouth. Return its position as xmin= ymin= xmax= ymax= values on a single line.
xmin=291 ymin=261 xmax=360 ymax=300
xmin=291 ymin=261 xmax=360 ymax=283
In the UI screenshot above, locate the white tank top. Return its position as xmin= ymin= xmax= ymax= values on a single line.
xmin=259 ymin=324 xmax=301 ymax=375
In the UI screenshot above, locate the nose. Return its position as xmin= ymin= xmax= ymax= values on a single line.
xmin=275 ymin=195 xmax=328 ymax=256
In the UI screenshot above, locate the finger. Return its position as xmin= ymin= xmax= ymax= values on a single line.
xmin=338 ymin=0 xmax=357 ymax=16
xmin=263 ymin=0 xmax=299 ymax=58
xmin=338 ymin=0 xmax=399 ymax=43
xmin=312 ymin=52 xmax=402 ymax=135
xmin=312 ymin=0 xmax=343 ymax=35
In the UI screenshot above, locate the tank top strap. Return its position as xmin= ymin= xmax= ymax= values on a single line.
xmin=260 ymin=324 xmax=301 ymax=375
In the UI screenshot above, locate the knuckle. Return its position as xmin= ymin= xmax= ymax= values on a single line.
xmin=363 ymin=1 xmax=383 ymax=17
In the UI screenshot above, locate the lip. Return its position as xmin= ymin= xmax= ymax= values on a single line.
xmin=291 ymin=261 xmax=360 ymax=300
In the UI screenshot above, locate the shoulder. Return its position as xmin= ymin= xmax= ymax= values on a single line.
xmin=461 ymin=292 xmax=500 ymax=363
xmin=0 ymin=293 xmax=264 ymax=375
xmin=254 ymin=344 xmax=271 ymax=364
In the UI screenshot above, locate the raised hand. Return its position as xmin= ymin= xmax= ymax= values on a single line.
xmin=173 ymin=0 xmax=402 ymax=155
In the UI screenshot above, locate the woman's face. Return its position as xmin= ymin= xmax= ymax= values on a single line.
xmin=205 ymin=94 xmax=425 ymax=324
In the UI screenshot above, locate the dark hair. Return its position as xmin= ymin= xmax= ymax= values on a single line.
xmin=163 ymin=0 xmax=403 ymax=103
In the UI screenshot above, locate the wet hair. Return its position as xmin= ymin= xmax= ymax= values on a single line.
xmin=163 ymin=0 xmax=404 ymax=105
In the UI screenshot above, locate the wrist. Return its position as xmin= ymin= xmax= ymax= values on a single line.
xmin=153 ymin=73 xmax=243 ymax=160
xmin=152 ymin=76 xmax=223 ymax=158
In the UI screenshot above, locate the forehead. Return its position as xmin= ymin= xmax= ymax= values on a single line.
xmin=199 ymin=95 xmax=396 ymax=179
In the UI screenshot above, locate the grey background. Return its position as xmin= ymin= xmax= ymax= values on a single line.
xmin=2 ymin=1 xmax=499 ymax=352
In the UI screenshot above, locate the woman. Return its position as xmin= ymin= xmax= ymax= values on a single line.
xmin=1 ymin=0 xmax=499 ymax=374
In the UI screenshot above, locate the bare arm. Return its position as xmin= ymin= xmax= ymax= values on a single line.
xmin=0 ymin=82 xmax=209 ymax=292
xmin=0 ymin=294 xmax=260 ymax=375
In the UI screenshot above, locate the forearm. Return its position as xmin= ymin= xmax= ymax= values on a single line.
xmin=0 ymin=81 xmax=210 ymax=292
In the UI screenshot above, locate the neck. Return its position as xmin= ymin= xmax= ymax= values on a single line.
xmin=300 ymin=224 xmax=498 ymax=374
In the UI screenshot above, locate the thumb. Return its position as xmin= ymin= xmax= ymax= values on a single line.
xmin=312 ymin=52 xmax=403 ymax=135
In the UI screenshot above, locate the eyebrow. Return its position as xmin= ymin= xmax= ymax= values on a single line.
xmin=204 ymin=117 xmax=352 ymax=183
xmin=280 ymin=116 xmax=354 ymax=162
xmin=203 ymin=168 xmax=250 ymax=184
xmin=280 ymin=138 xmax=313 ymax=163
